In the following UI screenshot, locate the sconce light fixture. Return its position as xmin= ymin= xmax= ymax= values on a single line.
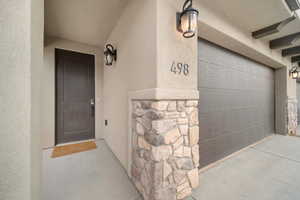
xmin=104 ymin=44 xmax=117 ymax=66
xmin=289 ymin=64 xmax=300 ymax=79
xmin=177 ymin=0 xmax=199 ymax=38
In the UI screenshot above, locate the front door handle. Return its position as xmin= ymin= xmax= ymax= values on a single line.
xmin=90 ymin=98 xmax=95 ymax=117
xmin=90 ymin=98 xmax=95 ymax=106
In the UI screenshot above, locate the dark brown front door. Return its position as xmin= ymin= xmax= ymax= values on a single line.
xmin=55 ymin=49 xmax=95 ymax=144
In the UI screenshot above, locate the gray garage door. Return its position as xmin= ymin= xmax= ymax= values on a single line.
xmin=198 ymin=39 xmax=275 ymax=168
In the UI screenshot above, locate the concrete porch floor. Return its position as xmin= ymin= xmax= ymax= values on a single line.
xmin=43 ymin=135 xmax=300 ymax=200
xmin=42 ymin=140 xmax=140 ymax=200
xmin=191 ymin=135 xmax=300 ymax=200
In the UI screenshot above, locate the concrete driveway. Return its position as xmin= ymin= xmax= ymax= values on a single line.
xmin=190 ymin=135 xmax=300 ymax=200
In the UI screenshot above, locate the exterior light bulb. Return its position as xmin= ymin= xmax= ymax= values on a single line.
xmin=292 ymin=70 xmax=298 ymax=79
xmin=289 ymin=65 xmax=300 ymax=79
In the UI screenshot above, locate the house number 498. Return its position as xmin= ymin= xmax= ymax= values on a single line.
xmin=170 ymin=61 xmax=189 ymax=76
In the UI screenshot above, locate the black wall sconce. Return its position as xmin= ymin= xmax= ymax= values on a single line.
xmin=177 ymin=0 xmax=199 ymax=38
xmin=104 ymin=44 xmax=117 ymax=66
xmin=289 ymin=64 xmax=300 ymax=79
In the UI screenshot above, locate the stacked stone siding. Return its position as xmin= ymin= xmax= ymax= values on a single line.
xmin=286 ymin=98 xmax=297 ymax=136
xmin=131 ymin=100 xmax=199 ymax=200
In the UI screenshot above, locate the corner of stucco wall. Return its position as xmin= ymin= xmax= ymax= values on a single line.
xmin=155 ymin=0 xmax=160 ymax=89
xmin=0 ymin=0 xmax=43 ymax=199
xmin=128 ymin=1 xmax=200 ymax=199
xmin=30 ymin=0 xmax=44 ymax=199
xmin=103 ymin=0 xmax=158 ymax=169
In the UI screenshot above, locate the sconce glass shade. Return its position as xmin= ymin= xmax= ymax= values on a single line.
xmin=104 ymin=44 xmax=117 ymax=66
xmin=105 ymin=54 xmax=113 ymax=66
xmin=290 ymin=66 xmax=299 ymax=79
xmin=292 ymin=70 xmax=298 ymax=79
xmin=180 ymin=9 xmax=198 ymax=38
xmin=177 ymin=0 xmax=199 ymax=38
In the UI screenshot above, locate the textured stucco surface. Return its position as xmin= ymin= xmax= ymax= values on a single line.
xmin=157 ymin=0 xmax=198 ymax=90
xmin=0 ymin=0 xmax=43 ymax=199
xmin=45 ymin=0 xmax=129 ymax=47
xmin=103 ymin=0 xmax=199 ymax=171
xmin=30 ymin=0 xmax=44 ymax=199
xmin=0 ymin=0 xmax=31 ymax=198
xmin=103 ymin=0 xmax=158 ymax=169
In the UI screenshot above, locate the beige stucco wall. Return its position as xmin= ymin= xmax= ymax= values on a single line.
xmin=0 ymin=0 xmax=43 ymax=199
xmin=157 ymin=0 xmax=198 ymax=90
xmin=103 ymin=0 xmax=200 ymax=170
xmin=103 ymin=0 xmax=158 ymax=169
xmin=42 ymin=37 xmax=104 ymax=148
xmin=31 ymin=0 xmax=44 ymax=199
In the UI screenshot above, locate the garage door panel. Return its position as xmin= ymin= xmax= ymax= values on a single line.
xmin=199 ymin=139 xmax=217 ymax=167
xmin=199 ymin=114 xmax=215 ymax=141
xmin=230 ymin=132 xmax=245 ymax=153
xmin=198 ymin=39 xmax=275 ymax=168
xmin=198 ymin=61 xmax=211 ymax=88
xmin=223 ymin=69 xmax=235 ymax=90
xmin=223 ymin=111 xmax=232 ymax=132
xmin=199 ymin=88 xmax=227 ymax=113
xmin=215 ymin=134 xmax=234 ymax=158
xmin=216 ymin=112 xmax=226 ymax=135
xmin=199 ymin=61 xmax=224 ymax=89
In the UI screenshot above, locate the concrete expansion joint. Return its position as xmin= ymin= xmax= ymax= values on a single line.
xmin=250 ymin=146 xmax=300 ymax=164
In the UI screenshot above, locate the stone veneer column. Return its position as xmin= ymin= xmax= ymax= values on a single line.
xmin=131 ymin=100 xmax=199 ymax=200
xmin=286 ymin=98 xmax=298 ymax=135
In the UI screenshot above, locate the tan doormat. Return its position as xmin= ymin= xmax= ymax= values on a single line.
xmin=52 ymin=141 xmax=97 ymax=158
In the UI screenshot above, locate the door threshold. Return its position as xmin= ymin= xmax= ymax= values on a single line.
xmin=55 ymin=139 xmax=96 ymax=147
